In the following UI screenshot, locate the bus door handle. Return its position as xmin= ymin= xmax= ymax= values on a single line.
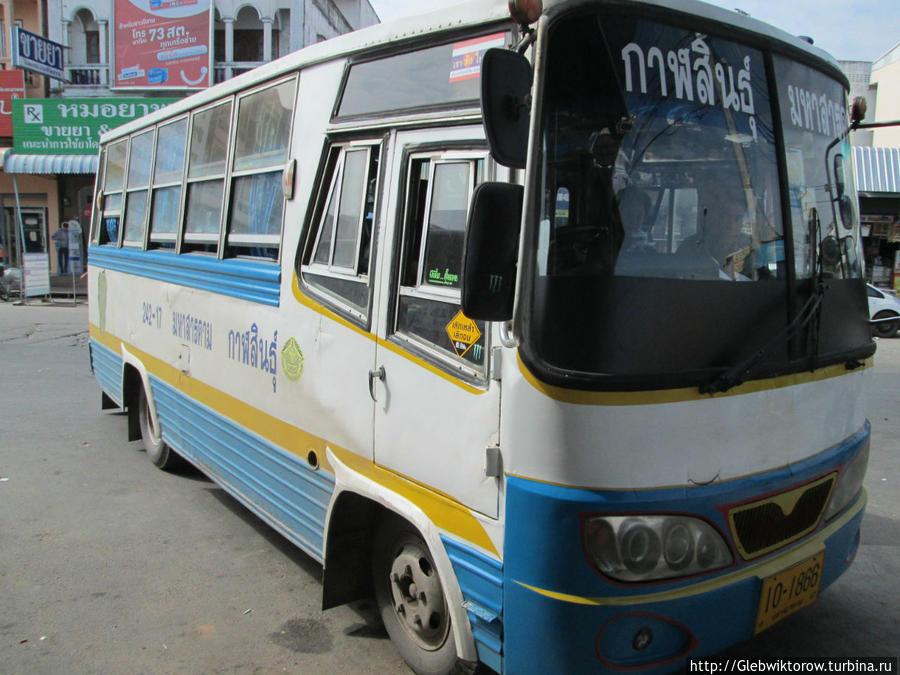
xmin=368 ymin=366 xmax=385 ymax=402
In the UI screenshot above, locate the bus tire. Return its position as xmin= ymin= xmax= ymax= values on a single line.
xmin=138 ymin=386 xmax=184 ymax=471
xmin=373 ymin=516 xmax=456 ymax=675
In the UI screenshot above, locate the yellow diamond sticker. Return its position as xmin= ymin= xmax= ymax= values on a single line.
xmin=446 ymin=310 xmax=481 ymax=358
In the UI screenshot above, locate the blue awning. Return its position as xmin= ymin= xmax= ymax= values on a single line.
xmin=854 ymin=146 xmax=900 ymax=194
xmin=1 ymin=148 xmax=98 ymax=175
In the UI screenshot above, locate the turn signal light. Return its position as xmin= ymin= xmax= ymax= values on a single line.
xmin=509 ymin=0 xmax=542 ymax=26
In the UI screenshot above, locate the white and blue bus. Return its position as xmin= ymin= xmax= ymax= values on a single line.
xmin=88 ymin=0 xmax=874 ymax=672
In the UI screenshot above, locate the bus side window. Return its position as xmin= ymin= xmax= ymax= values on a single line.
xmin=99 ymin=140 xmax=127 ymax=246
xmin=226 ymin=78 xmax=297 ymax=261
xmin=301 ymin=143 xmax=381 ymax=321
xmin=393 ymin=154 xmax=488 ymax=376
xmin=149 ymin=117 xmax=188 ymax=251
xmin=183 ymin=101 xmax=232 ymax=255
xmin=122 ymin=129 xmax=154 ymax=248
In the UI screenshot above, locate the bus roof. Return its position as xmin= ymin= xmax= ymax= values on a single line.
xmin=101 ymin=0 xmax=845 ymax=144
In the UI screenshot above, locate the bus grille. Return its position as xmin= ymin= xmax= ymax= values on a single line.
xmin=727 ymin=474 xmax=836 ymax=560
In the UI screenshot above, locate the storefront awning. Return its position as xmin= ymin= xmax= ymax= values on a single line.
xmin=854 ymin=146 xmax=900 ymax=194
xmin=1 ymin=149 xmax=98 ymax=175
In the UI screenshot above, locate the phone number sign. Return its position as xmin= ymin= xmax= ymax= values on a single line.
xmin=114 ymin=0 xmax=211 ymax=89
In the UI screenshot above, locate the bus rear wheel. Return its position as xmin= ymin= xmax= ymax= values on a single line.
xmin=372 ymin=517 xmax=456 ymax=675
xmin=138 ymin=387 xmax=184 ymax=471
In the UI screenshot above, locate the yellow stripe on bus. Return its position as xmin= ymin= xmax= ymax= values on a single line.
xmin=89 ymin=324 xmax=497 ymax=557
xmin=518 ymin=353 xmax=872 ymax=406
xmin=291 ymin=272 xmax=486 ymax=396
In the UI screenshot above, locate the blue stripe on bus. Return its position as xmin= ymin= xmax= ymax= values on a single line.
xmin=501 ymin=424 xmax=870 ymax=673
xmin=88 ymin=246 xmax=282 ymax=307
xmin=442 ymin=536 xmax=503 ymax=673
xmin=90 ymin=339 xmax=123 ymax=403
xmin=149 ymin=376 xmax=334 ymax=562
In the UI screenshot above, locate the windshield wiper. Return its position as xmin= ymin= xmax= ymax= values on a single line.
xmin=700 ymin=282 xmax=826 ymax=395
xmin=702 ymin=210 xmax=828 ymax=395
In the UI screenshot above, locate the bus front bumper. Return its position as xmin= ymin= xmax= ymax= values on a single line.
xmin=502 ymin=491 xmax=864 ymax=673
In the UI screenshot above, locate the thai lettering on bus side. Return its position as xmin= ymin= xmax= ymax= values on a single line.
xmin=784 ymin=84 xmax=846 ymax=138
xmin=172 ymin=311 xmax=213 ymax=351
xmin=227 ymin=323 xmax=278 ymax=393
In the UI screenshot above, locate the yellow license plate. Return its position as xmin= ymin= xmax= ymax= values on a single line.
xmin=754 ymin=551 xmax=825 ymax=634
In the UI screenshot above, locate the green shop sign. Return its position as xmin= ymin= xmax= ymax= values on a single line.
xmin=12 ymin=97 xmax=180 ymax=155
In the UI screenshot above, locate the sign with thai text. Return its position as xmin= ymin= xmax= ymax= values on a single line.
xmin=0 ymin=70 xmax=26 ymax=136
xmin=113 ymin=0 xmax=212 ymax=89
xmin=445 ymin=310 xmax=482 ymax=358
xmin=23 ymin=253 xmax=51 ymax=297
xmin=12 ymin=97 xmax=180 ymax=155
xmin=11 ymin=27 xmax=66 ymax=81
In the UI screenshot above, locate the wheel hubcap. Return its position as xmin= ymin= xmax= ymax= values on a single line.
xmin=387 ymin=543 xmax=449 ymax=651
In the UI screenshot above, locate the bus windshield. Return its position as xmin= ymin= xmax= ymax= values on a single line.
xmin=525 ymin=9 xmax=868 ymax=388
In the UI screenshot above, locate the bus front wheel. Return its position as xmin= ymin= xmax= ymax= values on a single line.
xmin=372 ymin=517 xmax=457 ymax=675
xmin=138 ymin=387 xmax=183 ymax=471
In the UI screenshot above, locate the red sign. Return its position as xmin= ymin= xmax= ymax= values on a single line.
xmin=114 ymin=0 xmax=211 ymax=89
xmin=0 ymin=70 xmax=26 ymax=136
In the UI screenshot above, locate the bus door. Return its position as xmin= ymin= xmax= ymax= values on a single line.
xmin=372 ymin=128 xmax=500 ymax=519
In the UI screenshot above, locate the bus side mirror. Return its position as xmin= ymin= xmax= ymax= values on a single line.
xmin=481 ymin=49 xmax=532 ymax=169
xmin=461 ymin=182 xmax=523 ymax=321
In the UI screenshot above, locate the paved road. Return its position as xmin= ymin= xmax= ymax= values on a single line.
xmin=0 ymin=302 xmax=406 ymax=674
xmin=1 ymin=302 xmax=897 ymax=673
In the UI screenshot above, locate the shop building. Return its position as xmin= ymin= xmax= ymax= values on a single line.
xmin=0 ymin=0 xmax=377 ymax=279
xmin=843 ymin=45 xmax=900 ymax=290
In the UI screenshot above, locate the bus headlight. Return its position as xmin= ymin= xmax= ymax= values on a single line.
xmin=583 ymin=515 xmax=732 ymax=582
xmin=824 ymin=440 xmax=869 ymax=521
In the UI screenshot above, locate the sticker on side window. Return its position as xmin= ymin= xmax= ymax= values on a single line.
xmin=446 ymin=310 xmax=482 ymax=358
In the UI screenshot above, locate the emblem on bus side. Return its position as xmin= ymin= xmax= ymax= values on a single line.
xmin=281 ymin=337 xmax=304 ymax=381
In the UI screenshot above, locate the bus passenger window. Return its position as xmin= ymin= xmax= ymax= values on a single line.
xmin=184 ymin=101 xmax=232 ymax=255
xmin=149 ymin=118 xmax=188 ymax=251
xmin=122 ymin=130 xmax=154 ymax=247
xmin=99 ymin=140 xmax=127 ymax=245
xmin=302 ymin=143 xmax=381 ymax=320
xmin=394 ymin=153 xmax=488 ymax=376
xmin=227 ymin=77 xmax=297 ymax=260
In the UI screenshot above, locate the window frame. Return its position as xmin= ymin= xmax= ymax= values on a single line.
xmin=391 ymin=147 xmax=491 ymax=382
xmin=300 ymin=139 xmax=383 ymax=325
xmin=180 ymin=98 xmax=235 ymax=255
xmin=98 ymin=139 xmax=128 ymax=246
xmin=148 ymin=115 xmax=189 ymax=250
xmin=332 ymin=28 xmax=512 ymax=122
xmin=223 ymin=75 xmax=298 ymax=260
xmin=90 ymin=146 xmax=107 ymax=245
xmin=121 ymin=128 xmax=155 ymax=248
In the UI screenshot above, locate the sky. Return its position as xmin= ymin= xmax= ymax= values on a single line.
xmin=367 ymin=0 xmax=899 ymax=62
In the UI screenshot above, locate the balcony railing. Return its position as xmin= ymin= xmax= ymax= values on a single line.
xmin=66 ymin=64 xmax=108 ymax=87
xmin=214 ymin=62 xmax=265 ymax=84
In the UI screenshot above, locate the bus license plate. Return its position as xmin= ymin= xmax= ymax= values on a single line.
xmin=754 ymin=551 xmax=824 ymax=634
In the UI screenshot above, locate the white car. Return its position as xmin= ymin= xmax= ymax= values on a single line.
xmin=867 ymin=283 xmax=900 ymax=338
